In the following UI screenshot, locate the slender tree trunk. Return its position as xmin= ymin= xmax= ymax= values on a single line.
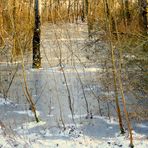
xmin=85 ymin=0 xmax=89 ymax=16
xmin=103 ymin=0 xmax=125 ymax=134
xmin=138 ymin=0 xmax=148 ymax=34
xmin=68 ymin=0 xmax=71 ymax=22
xmin=28 ymin=0 xmax=33 ymax=22
xmin=11 ymin=0 xmax=17 ymax=62
xmin=118 ymin=60 xmax=134 ymax=148
xmin=104 ymin=0 xmax=115 ymax=33
xmin=110 ymin=39 xmax=125 ymax=134
xmin=0 ymin=3 xmax=4 ymax=47
xmin=32 ymin=0 xmax=41 ymax=68
xmin=125 ymin=0 xmax=131 ymax=23
xmin=76 ymin=0 xmax=79 ymax=22
xmin=81 ymin=0 xmax=85 ymax=22
xmin=122 ymin=0 xmax=131 ymax=27
xmin=113 ymin=11 xmax=134 ymax=147
xmin=2 ymin=0 xmax=11 ymax=33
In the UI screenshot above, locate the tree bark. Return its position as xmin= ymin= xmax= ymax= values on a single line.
xmin=85 ymin=0 xmax=89 ymax=16
xmin=32 ymin=0 xmax=41 ymax=68
xmin=103 ymin=0 xmax=125 ymax=134
xmin=138 ymin=0 xmax=148 ymax=34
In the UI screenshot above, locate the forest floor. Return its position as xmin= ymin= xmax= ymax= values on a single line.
xmin=0 ymin=95 xmax=148 ymax=148
xmin=0 ymin=22 xmax=148 ymax=147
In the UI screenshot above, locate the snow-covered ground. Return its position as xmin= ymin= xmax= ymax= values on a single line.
xmin=0 ymin=23 xmax=148 ymax=147
xmin=0 ymin=99 xmax=147 ymax=148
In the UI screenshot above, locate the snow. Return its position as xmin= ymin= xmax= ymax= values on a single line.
xmin=0 ymin=115 xmax=147 ymax=148
xmin=13 ymin=110 xmax=40 ymax=117
xmin=68 ymin=114 xmax=88 ymax=119
xmin=0 ymin=23 xmax=148 ymax=148
xmin=15 ymin=121 xmax=46 ymax=131
xmin=0 ymin=97 xmax=14 ymax=105
xmin=0 ymin=82 xmax=148 ymax=147
xmin=1 ymin=97 xmax=147 ymax=147
xmin=136 ymin=123 xmax=148 ymax=129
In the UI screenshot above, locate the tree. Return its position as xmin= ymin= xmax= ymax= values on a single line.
xmin=32 ymin=0 xmax=41 ymax=68
xmin=1 ymin=0 xmax=11 ymax=33
xmin=85 ymin=0 xmax=89 ymax=16
xmin=81 ymin=0 xmax=88 ymax=22
xmin=138 ymin=0 xmax=148 ymax=34
xmin=122 ymin=0 xmax=131 ymax=27
xmin=103 ymin=0 xmax=125 ymax=134
xmin=12 ymin=0 xmax=17 ymax=61
xmin=0 ymin=2 xmax=3 ymax=47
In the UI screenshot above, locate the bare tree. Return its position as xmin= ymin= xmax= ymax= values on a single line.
xmin=122 ymin=0 xmax=131 ymax=27
xmin=32 ymin=0 xmax=41 ymax=68
xmin=103 ymin=0 xmax=125 ymax=134
xmin=138 ymin=0 xmax=148 ymax=34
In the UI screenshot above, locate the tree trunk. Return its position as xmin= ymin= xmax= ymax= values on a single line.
xmin=12 ymin=0 xmax=17 ymax=61
xmin=139 ymin=0 xmax=148 ymax=34
xmin=0 ymin=2 xmax=4 ymax=47
xmin=28 ymin=0 xmax=33 ymax=21
xmin=68 ymin=0 xmax=71 ymax=22
xmin=85 ymin=0 xmax=89 ymax=16
xmin=103 ymin=0 xmax=125 ymax=134
xmin=32 ymin=0 xmax=41 ymax=68
xmin=125 ymin=0 xmax=131 ymax=23
xmin=1 ymin=0 xmax=11 ymax=33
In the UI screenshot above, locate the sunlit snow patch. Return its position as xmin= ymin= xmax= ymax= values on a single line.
xmin=30 ymin=68 xmax=44 ymax=71
xmin=68 ymin=114 xmax=88 ymax=119
xmin=136 ymin=123 xmax=148 ymax=128
xmin=0 ymin=97 xmax=14 ymax=105
xmin=15 ymin=121 xmax=46 ymax=132
xmin=13 ymin=110 xmax=40 ymax=117
xmin=22 ymin=121 xmax=46 ymax=129
xmin=65 ymin=67 xmax=103 ymax=73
